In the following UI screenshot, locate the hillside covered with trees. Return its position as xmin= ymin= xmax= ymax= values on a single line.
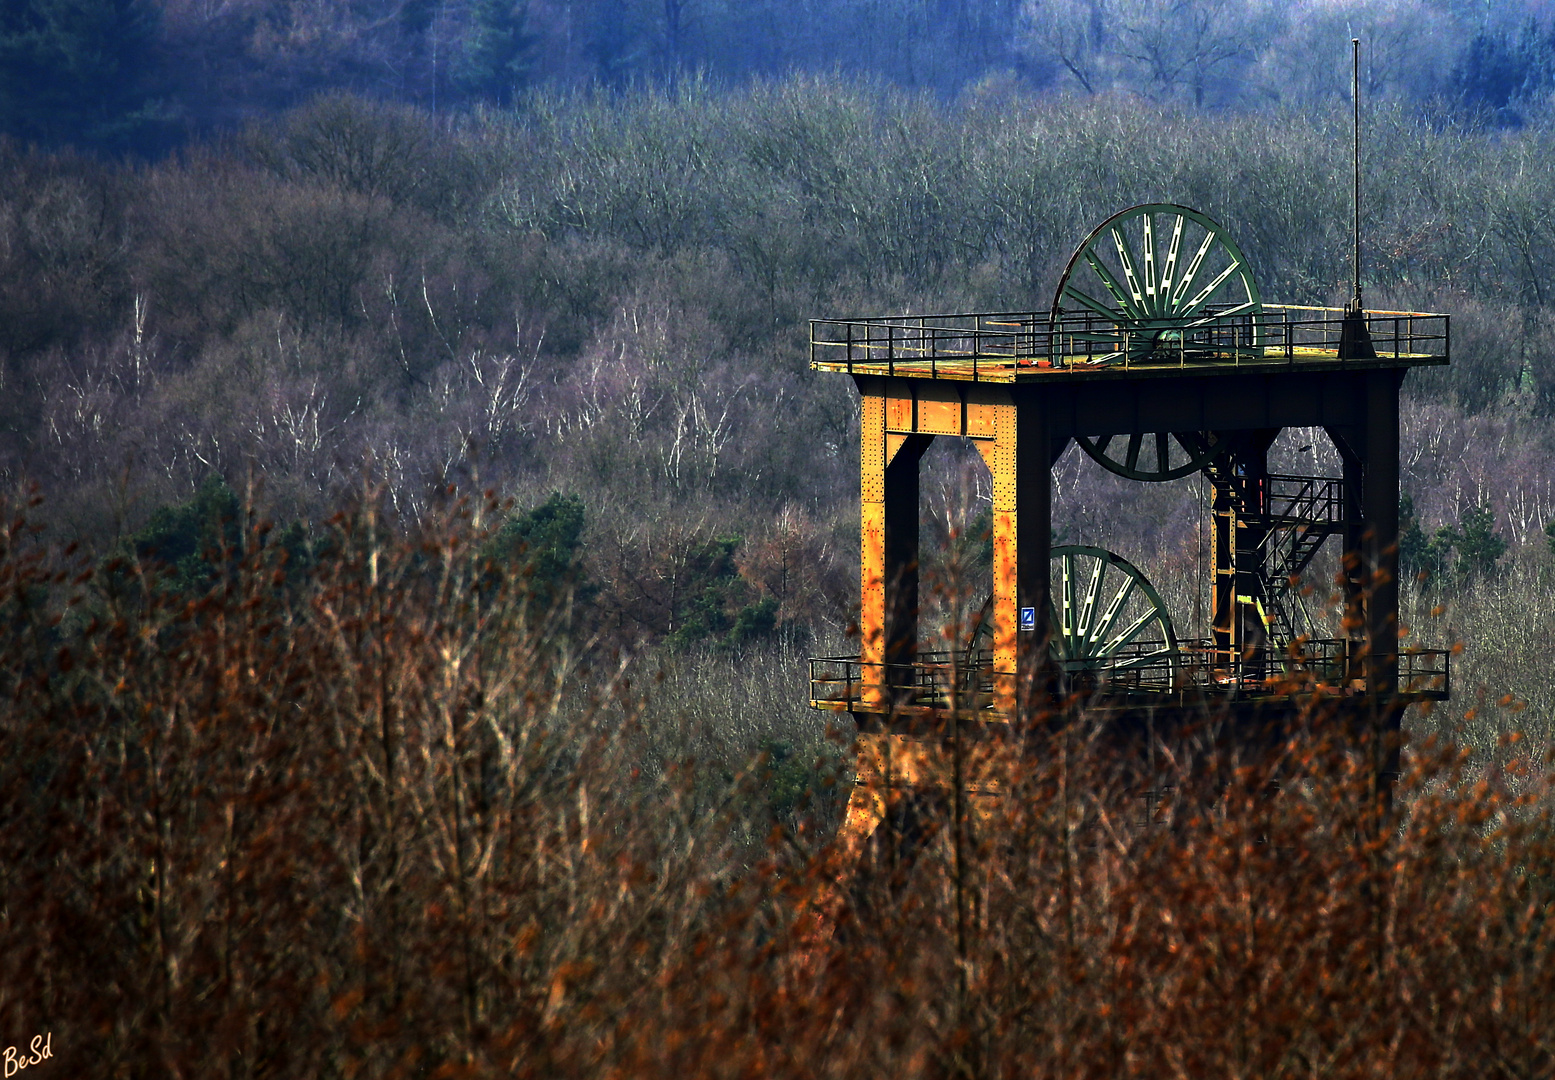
xmin=3 ymin=84 xmax=1555 ymax=719
xmin=6 ymin=9 xmax=1555 ymax=1074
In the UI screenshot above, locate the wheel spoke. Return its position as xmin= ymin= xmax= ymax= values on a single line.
xmin=1090 ymin=576 xmax=1138 ymax=648
xmin=1102 ymin=608 xmax=1159 ymax=655
xmin=1110 ymin=228 xmax=1148 ymax=310
xmin=1142 ymin=213 xmax=1159 ymax=313
xmin=1065 ymin=280 xmax=1132 ymax=323
xmin=1078 ymin=556 xmax=1105 ymax=642
xmin=1061 ymin=551 xmax=1077 ymax=651
xmin=1158 ymin=214 xmax=1185 ymax=299
xmin=1169 ymin=231 xmax=1217 ymax=313
xmin=1179 ymin=257 xmax=1244 ymax=317
xmin=1182 ymin=299 xmax=1256 ymax=326
xmin=1080 ymin=252 xmax=1139 ymax=319
xmin=1154 ymin=432 xmax=1170 ymax=472
xmin=1111 ymin=645 xmax=1175 ymax=671
xmin=1124 ymin=432 xmax=1143 ymax=471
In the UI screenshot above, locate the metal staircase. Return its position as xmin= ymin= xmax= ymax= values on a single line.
xmin=1208 ymin=465 xmax=1345 ymax=647
xmin=1258 ymin=475 xmax=1345 ymax=642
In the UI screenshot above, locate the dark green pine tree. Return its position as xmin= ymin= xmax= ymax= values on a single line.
xmin=1452 ymin=503 xmax=1507 ymax=580
xmin=457 ymin=0 xmax=536 ymax=104
xmin=664 ymin=535 xmax=778 ymax=652
xmin=0 ymin=0 xmax=164 ymax=151
xmin=485 ymin=492 xmax=594 ymax=615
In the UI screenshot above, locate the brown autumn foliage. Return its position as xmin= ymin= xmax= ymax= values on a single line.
xmin=2 ymin=484 xmax=1553 ymax=1079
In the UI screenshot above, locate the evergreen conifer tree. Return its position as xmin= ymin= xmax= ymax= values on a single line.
xmin=0 ymin=0 xmax=163 ymax=150
xmin=457 ymin=0 xmax=536 ymax=104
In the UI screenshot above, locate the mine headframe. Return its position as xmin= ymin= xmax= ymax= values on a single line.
xmin=807 ymin=203 xmax=1452 ymax=728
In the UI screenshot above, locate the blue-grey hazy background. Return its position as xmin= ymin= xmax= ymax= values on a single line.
xmin=3 ymin=0 xmax=1554 ymax=153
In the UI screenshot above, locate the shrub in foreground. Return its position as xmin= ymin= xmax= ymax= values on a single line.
xmin=0 ymin=486 xmax=1552 ymax=1078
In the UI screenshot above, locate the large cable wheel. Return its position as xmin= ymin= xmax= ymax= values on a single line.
xmin=963 ymin=545 xmax=1181 ymax=680
xmin=1051 ymin=545 xmax=1179 ymax=679
xmin=1075 ymin=429 xmax=1225 ymax=482
xmin=1050 ymin=203 xmax=1262 ymax=364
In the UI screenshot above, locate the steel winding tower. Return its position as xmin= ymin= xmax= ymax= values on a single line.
xmin=806 ymin=204 xmax=1452 ymax=847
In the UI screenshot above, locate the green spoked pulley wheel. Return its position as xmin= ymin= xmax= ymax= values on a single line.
xmin=1050 ymin=545 xmax=1179 ymax=678
xmin=1050 ymin=204 xmax=1262 ymax=363
xmin=1076 ymin=429 xmax=1225 ymax=482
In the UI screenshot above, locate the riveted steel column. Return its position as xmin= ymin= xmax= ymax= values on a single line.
xmin=859 ymin=379 xmax=930 ymax=713
xmin=860 ymin=388 xmax=888 ymax=711
xmin=981 ymin=396 xmax=1050 ymax=716
xmin=1342 ymin=438 xmax=1366 ymax=685
xmin=1211 ymin=471 xmax=1237 ymax=668
xmin=1239 ymin=433 xmax=1275 ymax=676
xmin=1323 ymin=423 xmax=1366 ymax=685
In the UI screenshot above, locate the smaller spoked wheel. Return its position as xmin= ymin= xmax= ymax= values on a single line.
xmin=1076 ymin=430 xmax=1224 ymax=483
xmin=1051 ymin=545 xmax=1179 ymax=682
xmin=1050 ymin=203 xmax=1262 ymax=364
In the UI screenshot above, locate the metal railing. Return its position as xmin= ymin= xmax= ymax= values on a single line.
xmin=810 ymin=306 xmax=1449 ymax=379
xmin=809 ymin=639 xmax=1450 ymax=712
xmin=1249 ymin=474 xmax=1348 ymax=641
xmin=1264 ymin=473 xmax=1346 ymax=527
xmin=808 ymin=650 xmax=997 ymax=713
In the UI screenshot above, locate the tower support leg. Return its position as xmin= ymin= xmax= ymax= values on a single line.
xmin=976 ymin=398 xmax=1051 ymax=716
xmin=859 ymin=382 xmax=931 ymax=713
xmin=1363 ymin=371 xmax=1403 ymax=790
xmin=1363 ymin=371 xmax=1401 ymax=701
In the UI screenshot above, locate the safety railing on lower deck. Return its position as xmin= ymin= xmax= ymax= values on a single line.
xmin=1174 ymin=640 xmax=1451 ymax=699
xmin=808 ymin=650 xmax=998 ymax=713
xmin=809 ymin=640 xmax=1450 ymax=713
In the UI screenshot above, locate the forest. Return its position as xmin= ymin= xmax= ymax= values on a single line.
xmin=8 ymin=0 xmax=1555 ymax=152
xmin=5 ymin=2 xmax=1555 ymax=1074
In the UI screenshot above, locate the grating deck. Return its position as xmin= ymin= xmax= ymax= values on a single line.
xmin=811 ymin=305 xmax=1448 ymax=382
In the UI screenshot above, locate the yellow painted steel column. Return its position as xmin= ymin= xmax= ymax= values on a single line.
xmin=977 ymin=396 xmax=1050 ymax=717
xmin=860 ymin=386 xmax=887 ymax=712
xmin=1211 ymin=475 xmax=1239 ymax=667
xmin=858 ymin=379 xmax=930 ymax=713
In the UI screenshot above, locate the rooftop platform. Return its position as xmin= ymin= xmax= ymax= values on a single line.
xmin=811 ymin=305 xmax=1449 ymax=383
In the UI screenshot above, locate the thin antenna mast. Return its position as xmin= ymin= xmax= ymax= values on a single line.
xmin=1338 ymin=37 xmax=1376 ymax=358
xmin=1352 ymin=37 xmax=1362 ymax=312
